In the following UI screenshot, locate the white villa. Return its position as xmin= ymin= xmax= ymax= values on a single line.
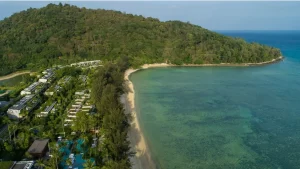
xmin=64 ymin=90 xmax=94 ymax=126
xmin=70 ymin=60 xmax=101 ymax=67
xmin=37 ymin=102 xmax=57 ymax=117
xmin=21 ymin=82 xmax=40 ymax=95
xmin=7 ymin=95 xmax=39 ymax=119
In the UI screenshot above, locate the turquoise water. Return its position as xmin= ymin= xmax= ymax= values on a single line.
xmin=130 ymin=31 xmax=300 ymax=169
xmin=60 ymin=139 xmax=94 ymax=169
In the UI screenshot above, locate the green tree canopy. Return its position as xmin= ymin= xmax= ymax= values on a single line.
xmin=0 ymin=3 xmax=281 ymax=76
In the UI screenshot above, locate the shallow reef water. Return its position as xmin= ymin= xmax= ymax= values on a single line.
xmin=131 ymin=31 xmax=300 ymax=169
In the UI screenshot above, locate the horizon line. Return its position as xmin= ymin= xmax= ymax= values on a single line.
xmin=213 ymin=30 xmax=300 ymax=31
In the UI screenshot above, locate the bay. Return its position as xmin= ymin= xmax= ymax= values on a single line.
xmin=131 ymin=31 xmax=300 ymax=169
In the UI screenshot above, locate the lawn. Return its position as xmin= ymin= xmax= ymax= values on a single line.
xmin=0 ymin=161 xmax=14 ymax=169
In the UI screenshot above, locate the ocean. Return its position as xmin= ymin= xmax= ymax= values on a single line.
xmin=130 ymin=31 xmax=300 ymax=169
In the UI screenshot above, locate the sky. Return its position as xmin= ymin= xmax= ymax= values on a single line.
xmin=0 ymin=1 xmax=299 ymax=30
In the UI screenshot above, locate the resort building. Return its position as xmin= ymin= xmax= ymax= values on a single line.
xmin=37 ymin=102 xmax=57 ymax=117
xmin=39 ymin=72 xmax=55 ymax=83
xmin=58 ymin=76 xmax=72 ymax=85
xmin=44 ymin=85 xmax=61 ymax=96
xmin=8 ymin=161 xmax=35 ymax=169
xmin=70 ymin=60 xmax=101 ymax=67
xmin=45 ymin=76 xmax=72 ymax=96
xmin=21 ymin=82 xmax=48 ymax=96
xmin=75 ymin=91 xmax=85 ymax=96
xmin=79 ymin=75 xmax=87 ymax=81
xmin=39 ymin=68 xmax=55 ymax=83
xmin=27 ymin=139 xmax=49 ymax=158
xmin=7 ymin=95 xmax=39 ymax=119
xmin=64 ymin=90 xmax=94 ymax=126
xmin=42 ymin=68 xmax=54 ymax=75
xmin=21 ymin=82 xmax=39 ymax=95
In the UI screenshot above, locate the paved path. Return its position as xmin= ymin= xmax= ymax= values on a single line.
xmin=0 ymin=71 xmax=31 ymax=81
xmin=0 ymin=90 xmax=10 ymax=97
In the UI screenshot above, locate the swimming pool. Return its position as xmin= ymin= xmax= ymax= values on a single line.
xmin=60 ymin=139 xmax=94 ymax=169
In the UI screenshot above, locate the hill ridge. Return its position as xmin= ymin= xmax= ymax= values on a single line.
xmin=0 ymin=3 xmax=282 ymax=75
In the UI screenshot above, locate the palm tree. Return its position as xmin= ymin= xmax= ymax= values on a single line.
xmin=35 ymin=159 xmax=45 ymax=169
xmin=49 ymin=143 xmax=61 ymax=169
xmin=83 ymin=159 xmax=96 ymax=169
xmin=66 ymin=158 xmax=73 ymax=168
xmin=81 ymin=134 xmax=89 ymax=146
xmin=59 ymin=141 xmax=67 ymax=148
xmin=45 ymin=159 xmax=57 ymax=169
xmin=10 ymin=123 xmax=18 ymax=145
xmin=3 ymin=116 xmax=12 ymax=141
xmin=60 ymin=116 xmax=66 ymax=137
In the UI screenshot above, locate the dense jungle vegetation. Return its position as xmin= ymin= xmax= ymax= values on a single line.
xmin=0 ymin=3 xmax=281 ymax=76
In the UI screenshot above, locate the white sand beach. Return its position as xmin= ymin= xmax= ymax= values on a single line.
xmin=122 ymin=68 xmax=157 ymax=169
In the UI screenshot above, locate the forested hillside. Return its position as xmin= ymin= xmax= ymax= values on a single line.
xmin=0 ymin=3 xmax=281 ymax=75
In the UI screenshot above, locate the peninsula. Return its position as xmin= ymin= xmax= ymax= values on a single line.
xmin=0 ymin=3 xmax=281 ymax=76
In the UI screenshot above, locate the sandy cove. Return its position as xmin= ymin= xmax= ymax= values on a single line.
xmin=121 ymin=56 xmax=284 ymax=169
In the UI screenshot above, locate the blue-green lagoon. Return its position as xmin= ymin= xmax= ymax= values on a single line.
xmin=130 ymin=31 xmax=300 ymax=169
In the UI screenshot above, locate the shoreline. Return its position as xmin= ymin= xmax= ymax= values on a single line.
xmin=140 ymin=56 xmax=283 ymax=68
xmin=122 ymin=69 xmax=157 ymax=169
xmin=122 ymin=56 xmax=283 ymax=169
xmin=0 ymin=71 xmax=32 ymax=81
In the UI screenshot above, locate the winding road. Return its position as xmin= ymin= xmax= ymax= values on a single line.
xmin=0 ymin=71 xmax=31 ymax=81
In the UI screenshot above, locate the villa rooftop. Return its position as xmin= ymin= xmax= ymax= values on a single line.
xmin=42 ymin=68 xmax=54 ymax=74
xmin=58 ymin=76 xmax=72 ymax=84
xmin=27 ymin=139 xmax=49 ymax=157
xmin=70 ymin=60 xmax=101 ymax=67
xmin=10 ymin=95 xmax=34 ymax=110
xmin=10 ymin=161 xmax=34 ymax=169
xmin=44 ymin=102 xmax=57 ymax=113
xmin=23 ymin=82 xmax=40 ymax=92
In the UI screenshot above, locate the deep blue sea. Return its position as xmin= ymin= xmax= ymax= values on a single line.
xmin=130 ymin=31 xmax=300 ymax=169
